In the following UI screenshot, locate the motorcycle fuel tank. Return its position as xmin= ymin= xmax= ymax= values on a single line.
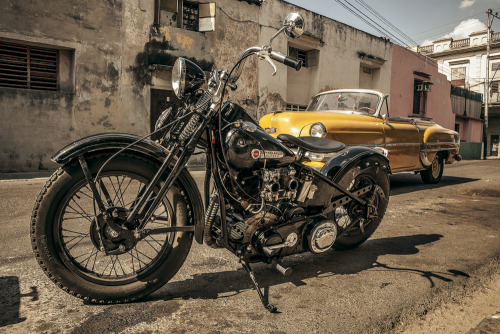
xmin=222 ymin=103 xmax=295 ymax=170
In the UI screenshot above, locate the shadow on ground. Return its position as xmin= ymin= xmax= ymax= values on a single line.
xmin=71 ymin=234 xmax=470 ymax=333
xmin=150 ymin=233 xmax=468 ymax=301
xmin=0 ymin=276 xmax=38 ymax=328
xmin=389 ymin=174 xmax=479 ymax=196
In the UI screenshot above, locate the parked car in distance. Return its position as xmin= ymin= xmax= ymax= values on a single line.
xmin=259 ymin=89 xmax=462 ymax=184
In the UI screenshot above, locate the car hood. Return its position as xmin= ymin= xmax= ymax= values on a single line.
xmin=259 ymin=111 xmax=383 ymax=137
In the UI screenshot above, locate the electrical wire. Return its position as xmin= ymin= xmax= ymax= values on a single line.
xmin=334 ymin=0 xmax=409 ymax=46
xmin=354 ymin=0 xmax=418 ymax=46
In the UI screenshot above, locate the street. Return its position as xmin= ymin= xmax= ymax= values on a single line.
xmin=0 ymin=160 xmax=499 ymax=333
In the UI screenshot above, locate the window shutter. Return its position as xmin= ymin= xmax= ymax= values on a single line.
xmin=199 ymin=3 xmax=216 ymax=32
xmin=306 ymin=49 xmax=319 ymax=67
xmin=492 ymin=81 xmax=499 ymax=93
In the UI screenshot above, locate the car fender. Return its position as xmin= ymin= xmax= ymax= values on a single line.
xmin=52 ymin=133 xmax=205 ymax=244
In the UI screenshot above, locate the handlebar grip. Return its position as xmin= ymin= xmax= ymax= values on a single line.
xmin=283 ymin=56 xmax=302 ymax=71
xmin=269 ymin=51 xmax=302 ymax=71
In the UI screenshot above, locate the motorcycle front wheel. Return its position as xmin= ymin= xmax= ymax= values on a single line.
xmin=31 ymin=153 xmax=193 ymax=303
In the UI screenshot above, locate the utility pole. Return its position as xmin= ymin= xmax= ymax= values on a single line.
xmin=484 ymin=9 xmax=491 ymax=160
xmin=484 ymin=9 xmax=500 ymax=159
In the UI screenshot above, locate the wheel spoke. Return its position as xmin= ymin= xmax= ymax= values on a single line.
xmin=58 ymin=169 xmax=176 ymax=281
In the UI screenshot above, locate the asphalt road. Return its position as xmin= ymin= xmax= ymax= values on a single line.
xmin=0 ymin=160 xmax=499 ymax=333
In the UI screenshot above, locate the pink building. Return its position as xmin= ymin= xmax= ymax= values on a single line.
xmin=390 ymin=44 xmax=454 ymax=129
xmin=390 ymin=45 xmax=483 ymax=159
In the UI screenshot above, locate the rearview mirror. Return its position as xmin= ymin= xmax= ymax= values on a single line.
xmin=283 ymin=13 xmax=305 ymax=39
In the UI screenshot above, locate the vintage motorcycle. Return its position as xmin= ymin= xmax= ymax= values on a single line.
xmin=31 ymin=13 xmax=390 ymax=312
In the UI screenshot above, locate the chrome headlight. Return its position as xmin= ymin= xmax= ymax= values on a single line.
xmin=309 ymin=122 xmax=327 ymax=138
xmin=172 ymin=58 xmax=206 ymax=99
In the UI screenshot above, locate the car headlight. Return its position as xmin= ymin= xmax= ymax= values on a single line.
xmin=309 ymin=122 xmax=327 ymax=138
xmin=172 ymin=58 xmax=206 ymax=99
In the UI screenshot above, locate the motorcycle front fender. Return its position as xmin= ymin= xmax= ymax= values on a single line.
xmin=52 ymin=132 xmax=205 ymax=244
xmin=320 ymin=146 xmax=391 ymax=180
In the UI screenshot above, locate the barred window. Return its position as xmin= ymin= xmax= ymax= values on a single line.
xmin=288 ymin=46 xmax=319 ymax=68
xmin=286 ymin=103 xmax=307 ymax=111
xmin=0 ymin=40 xmax=58 ymax=91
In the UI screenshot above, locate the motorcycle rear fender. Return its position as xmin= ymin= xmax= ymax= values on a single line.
xmin=320 ymin=146 xmax=391 ymax=180
xmin=52 ymin=133 xmax=205 ymax=244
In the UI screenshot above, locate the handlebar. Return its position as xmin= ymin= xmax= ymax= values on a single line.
xmin=229 ymin=47 xmax=302 ymax=85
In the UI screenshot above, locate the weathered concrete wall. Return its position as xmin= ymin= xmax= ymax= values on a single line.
xmin=0 ymin=0 xmax=154 ymax=172
xmin=390 ymin=45 xmax=454 ymax=130
xmin=257 ymin=0 xmax=393 ymax=119
xmin=1 ymin=0 xmax=397 ymax=172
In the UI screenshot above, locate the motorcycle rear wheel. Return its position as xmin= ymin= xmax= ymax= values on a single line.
xmin=31 ymin=153 xmax=193 ymax=303
xmin=330 ymin=162 xmax=390 ymax=250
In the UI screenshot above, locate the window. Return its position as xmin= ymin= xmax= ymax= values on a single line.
xmin=158 ymin=1 xmax=215 ymax=32
xmin=286 ymin=103 xmax=307 ymax=111
xmin=288 ymin=46 xmax=319 ymax=68
xmin=451 ymin=66 xmax=466 ymax=87
xmin=413 ymin=79 xmax=426 ymax=115
xmin=0 ymin=40 xmax=58 ymax=91
xmin=492 ymin=62 xmax=500 ymax=71
xmin=455 ymin=123 xmax=460 ymax=133
xmin=362 ymin=67 xmax=372 ymax=74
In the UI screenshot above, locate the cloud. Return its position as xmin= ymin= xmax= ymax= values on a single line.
xmin=459 ymin=0 xmax=476 ymax=8
xmin=421 ymin=18 xmax=486 ymax=45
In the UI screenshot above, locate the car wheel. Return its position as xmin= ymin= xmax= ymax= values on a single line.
xmin=420 ymin=153 xmax=443 ymax=184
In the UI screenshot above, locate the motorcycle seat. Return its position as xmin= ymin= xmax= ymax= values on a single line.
xmin=277 ymin=134 xmax=345 ymax=153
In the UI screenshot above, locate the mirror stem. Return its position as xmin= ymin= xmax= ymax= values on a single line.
xmin=268 ymin=26 xmax=287 ymax=48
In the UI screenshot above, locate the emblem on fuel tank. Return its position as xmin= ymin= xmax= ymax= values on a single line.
xmin=251 ymin=149 xmax=284 ymax=159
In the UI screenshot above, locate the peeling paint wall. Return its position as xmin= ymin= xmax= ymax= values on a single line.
xmin=0 ymin=0 xmax=153 ymax=172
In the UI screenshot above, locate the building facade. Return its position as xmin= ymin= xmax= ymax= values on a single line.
xmin=415 ymin=31 xmax=498 ymax=158
xmin=0 ymin=0 xmax=396 ymax=172
xmin=390 ymin=44 xmax=454 ymax=130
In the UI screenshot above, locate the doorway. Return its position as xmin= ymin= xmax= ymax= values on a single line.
xmin=491 ymin=135 xmax=499 ymax=157
xmin=150 ymin=89 xmax=182 ymax=141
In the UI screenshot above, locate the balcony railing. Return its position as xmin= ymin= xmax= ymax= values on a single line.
xmin=417 ymin=45 xmax=434 ymax=55
xmin=451 ymin=38 xmax=470 ymax=48
xmin=493 ymin=32 xmax=500 ymax=42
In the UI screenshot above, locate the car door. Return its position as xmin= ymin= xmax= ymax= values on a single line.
xmin=380 ymin=97 xmax=420 ymax=171
xmin=325 ymin=114 xmax=385 ymax=149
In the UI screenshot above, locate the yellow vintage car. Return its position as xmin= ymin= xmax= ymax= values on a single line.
xmin=259 ymin=89 xmax=462 ymax=184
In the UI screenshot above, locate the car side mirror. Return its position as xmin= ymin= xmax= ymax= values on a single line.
xmin=382 ymin=113 xmax=389 ymax=124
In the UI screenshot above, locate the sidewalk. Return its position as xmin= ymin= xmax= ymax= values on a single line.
xmin=401 ymin=264 xmax=500 ymax=334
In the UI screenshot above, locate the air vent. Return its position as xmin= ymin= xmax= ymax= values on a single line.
xmin=0 ymin=41 xmax=58 ymax=91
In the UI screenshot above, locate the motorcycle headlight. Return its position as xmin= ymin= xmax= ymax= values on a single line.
xmin=309 ymin=122 xmax=327 ymax=138
xmin=172 ymin=58 xmax=206 ymax=99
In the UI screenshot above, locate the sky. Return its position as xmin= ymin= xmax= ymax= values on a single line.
xmin=284 ymin=0 xmax=500 ymax=46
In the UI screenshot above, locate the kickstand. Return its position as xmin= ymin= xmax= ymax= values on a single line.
xmin=242 ymin=261 xmax=278 ymax=313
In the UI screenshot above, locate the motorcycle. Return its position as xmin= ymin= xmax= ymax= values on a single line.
xmin=31 ymin=13 xmax=390 ymax=312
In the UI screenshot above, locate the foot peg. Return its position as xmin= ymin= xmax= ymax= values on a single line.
xmin=272 ymin=259 xmax=292 ymax=277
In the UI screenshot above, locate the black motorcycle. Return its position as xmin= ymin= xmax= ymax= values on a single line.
xmin=31 ymin=13 xmax=390 ymax=312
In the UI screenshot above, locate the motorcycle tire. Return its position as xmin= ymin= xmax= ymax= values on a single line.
xmin=330 ymin=162 xmax=390 ymax=250
xmin=31 ymin=153 xmax=193 ymax=303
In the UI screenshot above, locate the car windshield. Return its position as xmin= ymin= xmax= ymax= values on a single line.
xmin=306 ymin=92 xmax=381 ymax=115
